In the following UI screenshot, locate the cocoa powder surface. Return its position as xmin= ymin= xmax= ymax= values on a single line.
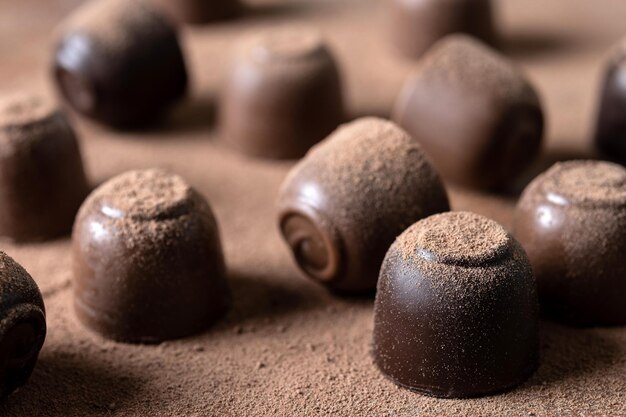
xmin=0 ymin=0 xmax=624 ymax=416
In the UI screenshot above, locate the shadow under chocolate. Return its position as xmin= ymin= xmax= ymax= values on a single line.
xmin=501 ymin=31 xmax=579 ymax=58
xmin=0 ymin=352 xmax=143 ymax=415
xmin=223 ymin=271 xmax=327 ymax=323
xmin=121 ymin=93 xmax=217 ymax=137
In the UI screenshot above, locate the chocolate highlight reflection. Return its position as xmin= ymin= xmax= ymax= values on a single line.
xmin=53 ymin=0 xmax=188 ymax=128
xmin=72 ymin=169 xmax=230 ymax=343
xmin=277 ymin=118 xmax=449 ymax=293
xmin=0 ymin=252 xmax=46 ymax=399
xmin=0 ymin=93 xmax=89 ymax=241
xmin=373 ymin=212 xmax=539 ymax=398
xmin=514 ymin=160 xmax=626 ymax=326
xmin=221 ymin=27 xmax=344 ymax=159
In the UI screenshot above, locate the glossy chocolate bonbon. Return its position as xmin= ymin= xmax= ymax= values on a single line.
xmin=72 ymin=169 xmax=230 ymax=343
xmin=277 ymin=118 xmax=449 ymax=293
xmin=151 ymin=0 xmax=240 ymax=24
xmin=0 ymin=251 xmax=46 ymax=399
xmin=393 ymin=35 xmax=543 ymax=189
xmin=0 ymin=93 xmax=89 ymax=241
xmin=514 ymin=161 xmax=626 ymax=326
xmin=373 ymin=212 xmax=539 ymax=398
xmin=53 ymin=0 xmax=188 ymax=128
xmin=389 ymin=0 xmax=496 ymax=59
xmin=595 ymin=40 xmax=626 ymax=164
xmin=221 ymin=27 xmax=344 ymax=159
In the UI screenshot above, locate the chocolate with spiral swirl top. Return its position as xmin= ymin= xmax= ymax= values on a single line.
xmin=0 ymin=251 xmax=46 ymax=398
xmin=277 ymin=118 xmax=449 ymax=293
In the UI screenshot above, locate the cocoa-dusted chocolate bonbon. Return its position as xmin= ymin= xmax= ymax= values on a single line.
xmin=514 ymin=161 xmax=626 ymax=326
xmin=53 ymin=0 xmax=188 ymax=128
xmin=151 ymin=0 xmax=240 ymax=24
xmin=373 ymin=212 xmax=539 ymax=398
xmin=220 ymin=27 xmax=344 ymax=159
xmin=0 ymin=93 xmax=89 ymax=241
xmin=72 ymin=169 xmax=230 ymax=343
xmin=393 ymin=35 xmax=543 ymax=189
xmin=389 ymin=0 xmax=496 ymax=59
xmin=0 ymin=251 xmax=46 ymax=399
xmin=595 ymin=39 xmax=626 ymax=164
xmin=277 ymin=118 xmax=449 ymax=293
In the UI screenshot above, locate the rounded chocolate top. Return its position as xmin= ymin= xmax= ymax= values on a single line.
xmin=535 ymin=161 xmax=626 ymax=208
xmin=95 ymin=170 xmax=194 ymax=222
xmin=248 ymin=28 xmax=324 ymax=63
xmin=405 ymin=211 xmax=511 ymax=266
xmin=401 ymin=35 xmax=537 ymax=105
xmin=0 ymin=251 xmax=46 ymax=398
xmin=60 ymin=0 xmax=165 ymax=53
xmin=0 ymin=94 xmax=57 ymax=130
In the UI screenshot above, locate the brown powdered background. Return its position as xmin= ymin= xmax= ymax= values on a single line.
xmin=0 ymin=0 xmax=625 ymax=415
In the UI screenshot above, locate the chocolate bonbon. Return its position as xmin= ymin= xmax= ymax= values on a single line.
xmin=72 ymin=169 xmax=230 ymax=343
xmin=0 ymin=251 xmax=46 ymax=399
xmin=373 ymin=212 xmax=539 ymax=398
xmin=0 ymin=93 xmax=89 ymax=241
xmin=595 ymin=40 xmax=626 ymax=164
xmin=220 ymin=27 xmax=344 ymax=159
xmin=389 ymin=0 xmax=496 ymax=59
xmin=393 ymin=35 xmax=543 ymax=189
xmin=151 ymin=0 xmax=240 ymax=24
xmin=277 ymin=118 xmax=449 ymax=293
xmin=53 ymin=0 xmax=188 ymax=128
xmin=514 ymin=161 xmax=626 ymax=326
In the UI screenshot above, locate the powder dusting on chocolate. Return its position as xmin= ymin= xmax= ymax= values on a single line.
xmin=391 ymin=211 xmax=532 ymax=298
xmin=76 ymin=169 xmax=216 ymax=258
xmin=281 ymin=117 xmax=448 ymax=247
xmin=415 ymin=35 xmax=539 ymax=105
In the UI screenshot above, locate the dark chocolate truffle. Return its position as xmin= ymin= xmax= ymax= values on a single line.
xmin=72 ymin=169 xmax=230 ymax=343
xmin=595 ymin=40 xmax=626 ymax=164
xmin=150 ymin=0 xmax=240 ymax=24
xmin=0 ymin=251 xmax=46 ymax=399
xmin=389 ymin=0 xmax=496 ymax=59
xmin=373 ymin=212 xmax=538 ymax=398
xmin=220 ymin=27 xmax=345 ymax=159
xmin=53 ymin=0 xmax=188 ymax=128
xmin=0 ymin=93 xmax=89 ymax=241
xmin=393 ymin=35 xmax=544 ymax=189
xmin=514 ymin=161 xmax=626 ymax=326
xmin=277 ymin=118 xmax=449 ymax=293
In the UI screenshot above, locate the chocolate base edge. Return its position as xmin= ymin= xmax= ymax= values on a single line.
xmin=373 ymin=355 xmax=539 ymax=399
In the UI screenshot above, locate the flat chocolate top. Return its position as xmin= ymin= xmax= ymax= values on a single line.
xmin=0 ymin=94 xmax=56 ymax=131
xmin=539 ymin=161 xmax=626 ymax=208
xmin=249 ymin=27 xmax=324 ymax=63
xmin=94 ymin=169 xmax=194 ymax=221
xmin=401 ymin=211 xmax=511 ymax=266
